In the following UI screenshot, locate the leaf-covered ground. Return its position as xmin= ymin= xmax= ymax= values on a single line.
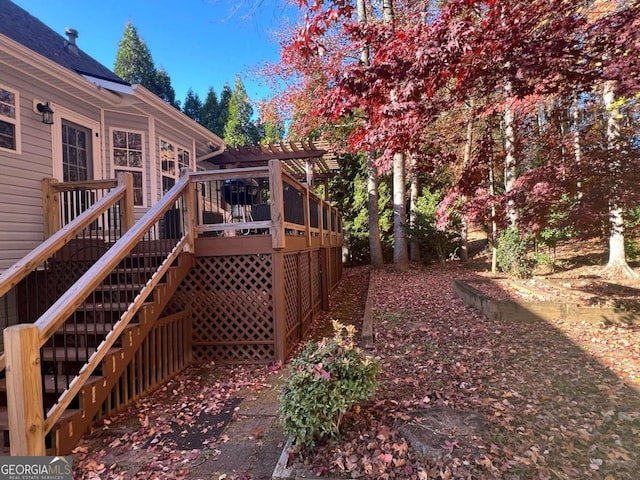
xmin=72 ymin=259 xmax=640 ymax=479
xmin=297 ymin=264 xmax=640 ymax=479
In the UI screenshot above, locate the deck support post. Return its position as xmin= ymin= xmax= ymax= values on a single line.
xmin=4 ymin=324 xmax=46 ymax=456
xmin=117 ymin=172 xmax=135 ymax=232
xmin=183 ymin=173 xmax=196 ymax=253
xmin=269 ymin=160 xmax=285 ymax=250
xmin=42 ymin=177 xmax=60 ymax=239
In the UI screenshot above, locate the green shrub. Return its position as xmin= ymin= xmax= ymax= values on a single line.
xmin=626 ymin=237 xmax=640 ymax=261
xmin=278 ymin=321 xmax=381 ymax=447
xmin=497 ymin=227 xmax=534 ymax=278
xmin=406 ymin=188 xmax=460 ymax=266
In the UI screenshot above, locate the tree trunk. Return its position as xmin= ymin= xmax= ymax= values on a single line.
xmin=393 ymin=153 xmax=408 ymax=271
xmin=503 ymin=81 xmax=518 ymax=227
xmin=367 ymin=151 xmax=384 ymax=268
xmin=459 ymin=104 xmax=475 ymax=263
xmin=602 ymin=81 xmax=638 ymax=278
xmin=487 ymin=119 xmax=498 ymax=274
xmin=409 ymin=154 xmax=420 ymax=263
xmin=383 ymin=0 xmax=408 ymax=271
xmin=357 ymin=0 xmax=384 ymax=268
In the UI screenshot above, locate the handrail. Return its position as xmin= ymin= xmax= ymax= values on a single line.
xmin=43 ymin=235 xmax=189 ymax=433
xmin=49 ymin=179 xmax=119 ymax=192
xmin=0 ymin=184 xmax=127 ymax=299
xmin=34 ymin=175 xmax=190 ymax=342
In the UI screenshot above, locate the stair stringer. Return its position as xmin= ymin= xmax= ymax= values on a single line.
xmin=52 ymin=251 xmax=194 ymax=454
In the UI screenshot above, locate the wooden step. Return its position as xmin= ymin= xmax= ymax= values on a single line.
xmin=82 ymin=300 xmax=152 ymax=312
xmin=0 ymin=406 xmax=79 ymax=430
xmin=112 ymin=266 xmax=161 ymax=274
xmin=58 ymin=321 xmax=138 ymax=336
xmin=98 ymin=283 xmax=148 ymax=291
xmin=41 ymin=346 xmax=121 ymax=363
xmin=0 ymin=375 xmax=102 ymax=394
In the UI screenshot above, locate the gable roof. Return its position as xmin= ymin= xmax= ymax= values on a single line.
xmin=0 ymin=0 xmax=128 ymax=86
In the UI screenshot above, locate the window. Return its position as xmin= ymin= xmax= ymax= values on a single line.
xmin=160 ymin=138 xmax=191 ymax=194
xmin=0 ymin=85 xmax=19 ymax=152
xmin=112 ymin=129 xmax=144 ymax=205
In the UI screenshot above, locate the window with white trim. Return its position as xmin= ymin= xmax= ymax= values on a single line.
xmin=0 ymin=85 xmax=19 ymax=152
xmin=160 ymin=138 xmax=191 ymax=194
xmin=112 ymin=129 xmax=144 ymax=205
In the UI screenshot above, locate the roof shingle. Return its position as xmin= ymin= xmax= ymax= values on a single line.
xmin=0 ymin=0 xmax=129 ymax=85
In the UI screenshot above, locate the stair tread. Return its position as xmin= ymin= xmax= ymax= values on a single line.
xmin=0 ymin=375 xmax=102 ymax=393
xmin=97 ymin=283 xmax=147 ymax=291
xmin=41 ymin=346 xmax=122 ymax=362
xmin=58 ymin=322 xmax=138 ymax=335
xmin=0 ymin=406 xmax=80 ymax=430
xmin=82 ymin=300 xmax=153 ymax=311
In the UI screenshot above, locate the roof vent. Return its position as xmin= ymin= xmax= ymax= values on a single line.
xmin=64 ymin=27 xmax=79 ymax=55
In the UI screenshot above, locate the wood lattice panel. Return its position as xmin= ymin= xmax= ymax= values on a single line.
xmin=169 ymin=254 xmax=275 ymax=363
xmin=284 ymin=254 xmax=300 ymax=352
xmin=300 ymin=252 xmax=312 ymax=336
xmin=312 ymin=250 xmax=321 ymax=309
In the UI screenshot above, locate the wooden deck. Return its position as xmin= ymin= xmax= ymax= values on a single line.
xmin=0 ymin=160 xmax=343 ymax=455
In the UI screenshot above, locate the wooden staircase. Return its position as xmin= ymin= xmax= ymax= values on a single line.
xmin=0 ymin=246 xmax=193 ymax=454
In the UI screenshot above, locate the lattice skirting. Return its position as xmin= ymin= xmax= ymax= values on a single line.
xmin=166 ymin=254 xmax=275 ymax=363
xmin=164 ymin=247 xmax=341 ymax=364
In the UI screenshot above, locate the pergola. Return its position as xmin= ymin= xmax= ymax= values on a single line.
xmin=198 ymin=140 xmax=340 ymax=197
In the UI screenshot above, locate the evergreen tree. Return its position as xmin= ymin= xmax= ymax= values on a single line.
xmin=114 ymin=22 xmax=179 ymax=108
xmin=223 ymin=77 xmax=257 ymax=147
xmin=213 ymin=82 xmax=233 ymax=138
xmin=154 ymin=67 xmax=179 ymax=108
xmin=114 ymin=22 xmax=156 ymax=88
xmin=182 ymin=89 xmax=203 ymax=124
xmin=201 ymin=87 xmax=219 ymax=133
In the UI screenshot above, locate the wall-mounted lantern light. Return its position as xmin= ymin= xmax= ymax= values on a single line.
xmin=36 ymin=102 xmax=54 ymax=125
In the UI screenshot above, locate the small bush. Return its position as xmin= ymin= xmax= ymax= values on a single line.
xmin=625 ymin=238 xmax=640 ymax=261
xmin=497 ymin=227 xmax=534 ymax=278
xmin=279 ymin=321 xmax=380 ymax=447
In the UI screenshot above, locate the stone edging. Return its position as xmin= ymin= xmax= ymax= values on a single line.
xmin=454 ymin=279 xmax=639 ymax=326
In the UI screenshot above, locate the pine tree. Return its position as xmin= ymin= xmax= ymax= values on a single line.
xmin=223 ymin=77 xmax=257 ymax=147
xmin=201 ymin=87 xmax=219 ymax=133
xmin=182 ymin=89 xmax=203 ymax=124
xmin=114 ymin=22 xmax=179 ymax=108
xmin=114 ymin=22 xmax=156 ymax=88
xmin=154 ymin=67 xmax=179 ymax=108
xmin=213 ymin=83 xmax=232 ymax=138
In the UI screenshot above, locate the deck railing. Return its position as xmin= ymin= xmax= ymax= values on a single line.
xmin=0 ymin=174 xmax=134 ymax=358
xmin=42 ymin=177 xmax=134 ymax=239
xmin=191 ymin=159 xmax=342 ymax=249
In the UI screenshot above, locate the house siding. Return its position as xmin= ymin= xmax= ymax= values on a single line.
xmin=1 ymin=65 xmax=53 ymax=271
xmin=0 ymin=62 xmax=103 ymax=271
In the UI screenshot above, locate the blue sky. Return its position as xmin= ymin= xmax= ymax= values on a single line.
xmin=13 ymin=0 xmax=301 ymax=105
